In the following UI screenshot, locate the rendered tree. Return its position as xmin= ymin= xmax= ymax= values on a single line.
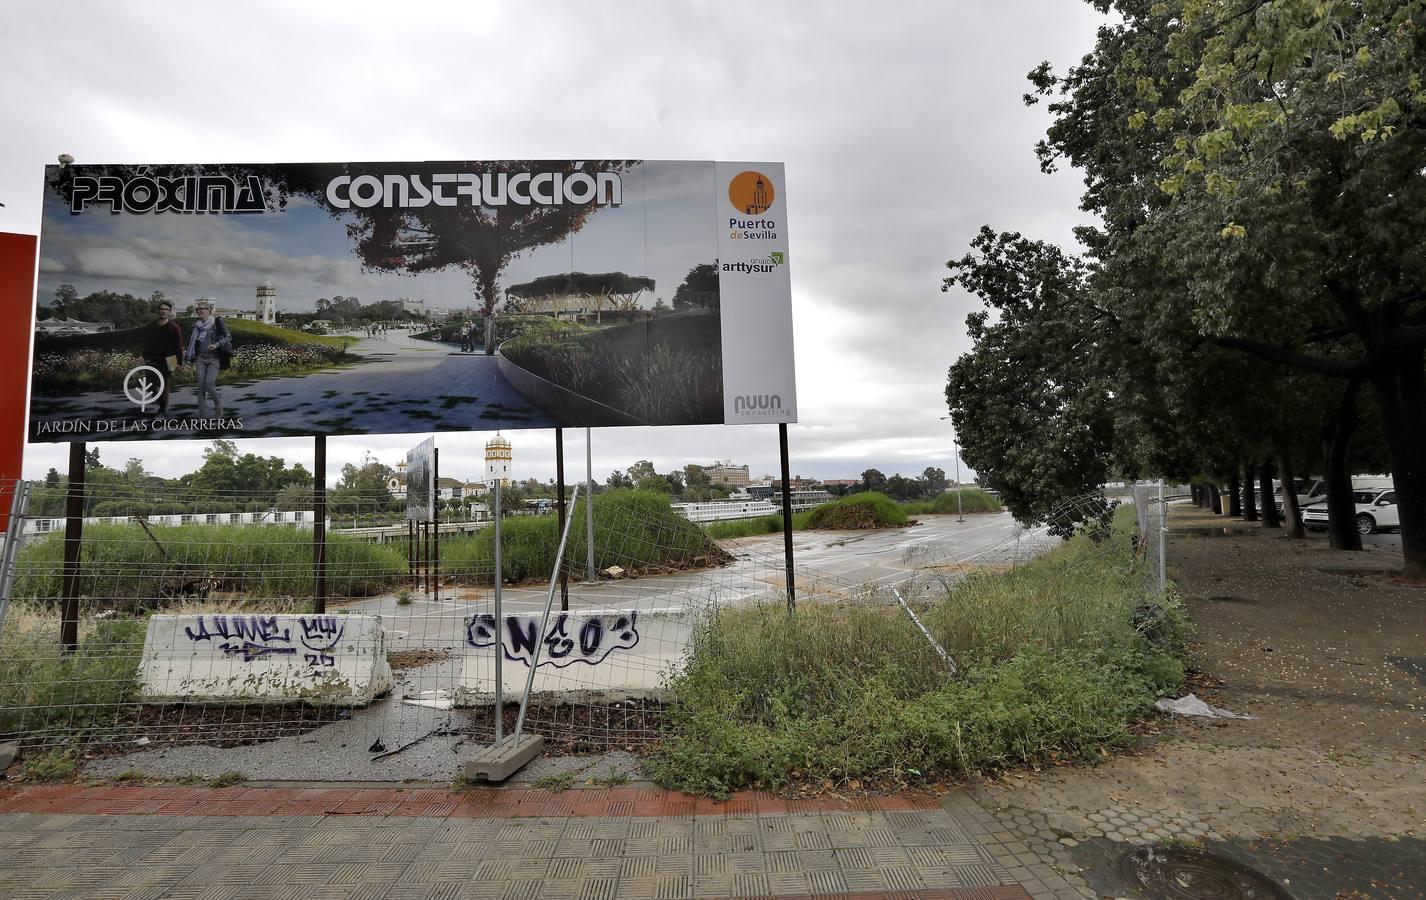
xmin=327 ymin=161 xmax=637 ymax=353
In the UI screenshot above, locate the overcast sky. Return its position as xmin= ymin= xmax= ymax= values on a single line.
xmin=1 ymin=0 xmax=1103 ymax=487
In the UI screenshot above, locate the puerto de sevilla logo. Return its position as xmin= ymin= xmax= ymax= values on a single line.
xmin=124 ymin=365 xmax=165 ymax=412
xmin=728 ymin=171 xmax=775 ymax=215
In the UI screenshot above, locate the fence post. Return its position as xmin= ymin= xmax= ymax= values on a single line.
xmin=585 ymin=428 xmax=595 ymax=582
xmin=493 ymin=477 xmax=503 ymax=748
xmin=0 ymin=480 xmax=31 ymax=630
xmin=778 ymin=423 xmax=796 ymax=613
xmin=1158 ymin=478 xmax=1167 ymax=594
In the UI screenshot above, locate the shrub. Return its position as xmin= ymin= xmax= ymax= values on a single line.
xmin=804 ymin=492 xmax=908 ymax=529
xmin=441 ymin=490 xmax=728 ymax=584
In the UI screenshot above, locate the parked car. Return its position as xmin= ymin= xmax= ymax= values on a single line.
xmin=1273 ymin=478 xmax=1326 ymax=515
xmin=1301 ymin=487 xmax=1399 ymax=534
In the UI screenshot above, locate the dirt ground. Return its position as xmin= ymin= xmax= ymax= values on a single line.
xmin=972 ymin=503 xmax=1426 ymax=898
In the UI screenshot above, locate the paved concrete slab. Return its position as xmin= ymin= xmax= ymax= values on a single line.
xmin=0 ymin=783 xmax=1050 ymax=899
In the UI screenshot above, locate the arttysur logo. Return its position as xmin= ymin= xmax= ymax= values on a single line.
xmin=124 ymin=365 xmax=165 ymax=412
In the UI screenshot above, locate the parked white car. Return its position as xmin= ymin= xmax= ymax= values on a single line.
xmin=1301 ymin=487 xmax=1399 ymax=535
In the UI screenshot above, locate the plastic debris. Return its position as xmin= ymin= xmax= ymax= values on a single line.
xmin=1155 ymin=693 xmax=1255 ymax=719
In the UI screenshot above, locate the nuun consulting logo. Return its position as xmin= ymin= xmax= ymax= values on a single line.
xmin=734 ymin=394 xmax=783 ymax=415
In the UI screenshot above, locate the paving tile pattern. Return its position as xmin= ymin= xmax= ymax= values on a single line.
xmin=0 ymin=785 xmax=1053 ymax=899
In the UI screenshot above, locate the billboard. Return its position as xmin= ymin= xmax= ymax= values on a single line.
xmin=27 ymin=160 xmax=796 ymax=443
xmin=406 ymin=437 xmax=434 ymax=523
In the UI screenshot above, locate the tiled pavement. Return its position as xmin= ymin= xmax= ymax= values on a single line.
xmin=0 ymin=784 xmax=1084 ymax=899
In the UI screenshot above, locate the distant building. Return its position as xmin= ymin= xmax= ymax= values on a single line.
xmin=486 ymin=434 xmax=513 ymax=486
xmin=35 ymin=316 xmax=112 ymax=336
xmin=703 ymin=462 xmax=750 ymax=488
xmin=821 ymin=479 xmax=860 ymax=489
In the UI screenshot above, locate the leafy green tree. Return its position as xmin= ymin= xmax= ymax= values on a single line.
xmin=1027 ymin=0 xmax=1426 ymax=575
xmin=920 ymin=467 xmax=948 ymax=497
xmin=672 ymin=263 xmax=720 ymax=311
xmin=860 ymin=469 xmax=887 ymax=494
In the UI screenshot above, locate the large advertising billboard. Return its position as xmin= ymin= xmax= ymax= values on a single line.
xmin=27 ymin=160 xmax=796 ymax=443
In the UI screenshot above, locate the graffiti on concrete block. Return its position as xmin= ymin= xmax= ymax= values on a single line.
xmin=183 ymin=614 xmax=346 ymax=672
xmin=465 ymin=611 xmax=640 ymax=668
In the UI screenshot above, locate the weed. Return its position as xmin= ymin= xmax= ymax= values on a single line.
xmin=590 ymin=771 xmax=631 ymax=787
xmin=903 ymin=488 xmax=1001 ymax=516
xmin=396 ymin=588 xmax=413 ymax=606
xmin=534 ymin=771 xmax=578 ymax=792
xmin=208 ymin=771 xmax=244 ymax=788
xmin=113 ymin=769 xmax=147 ymax=783
xmin=19 ymin=749 xmax=79 ymax=782
xmin=0 ymin=618 xmax=146 ymax=738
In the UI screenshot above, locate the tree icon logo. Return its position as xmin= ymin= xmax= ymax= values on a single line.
xmin=728 ymin=171 xmax=775 ymax=215
xmin=123 ymin=365 xmax=166 ymax=412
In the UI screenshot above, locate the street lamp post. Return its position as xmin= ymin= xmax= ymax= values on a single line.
xmin=940 ymin=416 xmax=964 ymax=523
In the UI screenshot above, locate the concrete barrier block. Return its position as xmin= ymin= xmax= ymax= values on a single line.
xmin=457 ymin=608 xmax=693 ymax=702
xmin=139 ymin=613 xmax=392 ymax=707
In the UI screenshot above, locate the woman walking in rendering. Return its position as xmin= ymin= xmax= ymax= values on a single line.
xmin=185 ymin=300 xmax=231 ymax=417
xmin=140 ymin=299 xmax=183 ymax=414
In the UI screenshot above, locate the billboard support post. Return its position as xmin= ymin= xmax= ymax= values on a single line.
xmin=493 ymin=477 xmax=503 ymax=748
xmin=556 ymin=428 xmax=568 ymax=611
xmin=433 ymin=447 xmax=440 ymax=603
xmin=313 ymin=435 xmax=327 ymax=615
xmin=778 ymin=424 xmax=796 ymax=614
xmin=60 ymin=442 xmax=86 ymax=652
xmin=585 ymin=428 xmax=595 ymax=582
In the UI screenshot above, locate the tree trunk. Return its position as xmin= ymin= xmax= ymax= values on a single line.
xmin=1323 ymin=378 xmax=1363 ymax=552
xmin=1277 ymin=443 xmax=1305 ymax=539
xmin=1259 ymin=461 xmax=1281 ymax=528
xmin=1242 ymin=468 xmax=1258 ymax=521
xmin=1209 ymin=482 xmax=1223 ymax=514
xmin=1369 ymin=350 xmax=1426 ymax=580
xmin=483 ymin=316 xmax=495 ymax=356
xmin=1228 ymin=473 xmax=1242 ymax=516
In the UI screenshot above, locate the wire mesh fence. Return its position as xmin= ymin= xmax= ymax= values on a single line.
xmin=0 ymin=477 xmax=1172 ymax=781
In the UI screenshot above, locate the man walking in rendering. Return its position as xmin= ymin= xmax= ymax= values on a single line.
xmin=140 ymin=299 xmax=182 ymax=414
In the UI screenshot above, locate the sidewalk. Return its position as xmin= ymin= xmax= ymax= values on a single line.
xmin=0 ymin=782 xmax=1081 ymax=899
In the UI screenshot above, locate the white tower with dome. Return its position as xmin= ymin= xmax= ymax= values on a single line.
xmin=256 ymin=280 xmax=277 ymax=325
xmin=485 ymin=434 xmax=512 ymax=486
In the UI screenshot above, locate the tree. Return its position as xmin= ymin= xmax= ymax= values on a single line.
xmin=672 ymin=263 xmax=720 ymax=311
xmin=920 ymin=467 xmax=948 ymax=497
xmin=860 ymin=469 xmax=887 ymax=494
xmin=122 ymin=458 xmax=148 ymax=484
xmin=944 ymin=228 xmax=1115 ymax=526
xmin=301 ymin=161 xmax=636 ymax=353
xmin=606 ymin=469 xmax=633 ymax=490
xmin=53 ymin=284 xmax=78 ymax=315
xmin=1028 ymin=0 xmax=1426 ymax=576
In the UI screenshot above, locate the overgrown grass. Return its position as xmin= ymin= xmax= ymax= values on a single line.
xmin=13 ymin=524 xmax=407 ymax=605
xmin=648 ymin=508 xmax=1188 ymax=796
xmin=0 ymin=617 xmax=146 ymax=744
xmin=441 ymin=490 xmax=728 ymax=584
xmin=903 ymin=488 xmax=1001 ymax=516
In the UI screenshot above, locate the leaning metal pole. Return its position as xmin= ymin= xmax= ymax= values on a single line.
xmin=891 ymin=585 xmax=957 ymax=676
xmin=514 ymin=483 xmax=581 ymax=742
xmin=0 ymin=480 xmax=31 ymax=630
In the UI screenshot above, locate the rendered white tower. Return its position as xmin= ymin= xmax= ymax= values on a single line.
xmin=256 ymin=280 xmax=277 ymax=325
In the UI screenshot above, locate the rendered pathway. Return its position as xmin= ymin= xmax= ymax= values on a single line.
xmin=0 ymin=782 xmax=1084 ymax=899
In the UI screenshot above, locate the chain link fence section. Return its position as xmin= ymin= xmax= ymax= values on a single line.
xmin=1128 ymin=480 xmax=1168 ymax=595
xmin=0 ymin=475 xmax=1119 ymax=781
